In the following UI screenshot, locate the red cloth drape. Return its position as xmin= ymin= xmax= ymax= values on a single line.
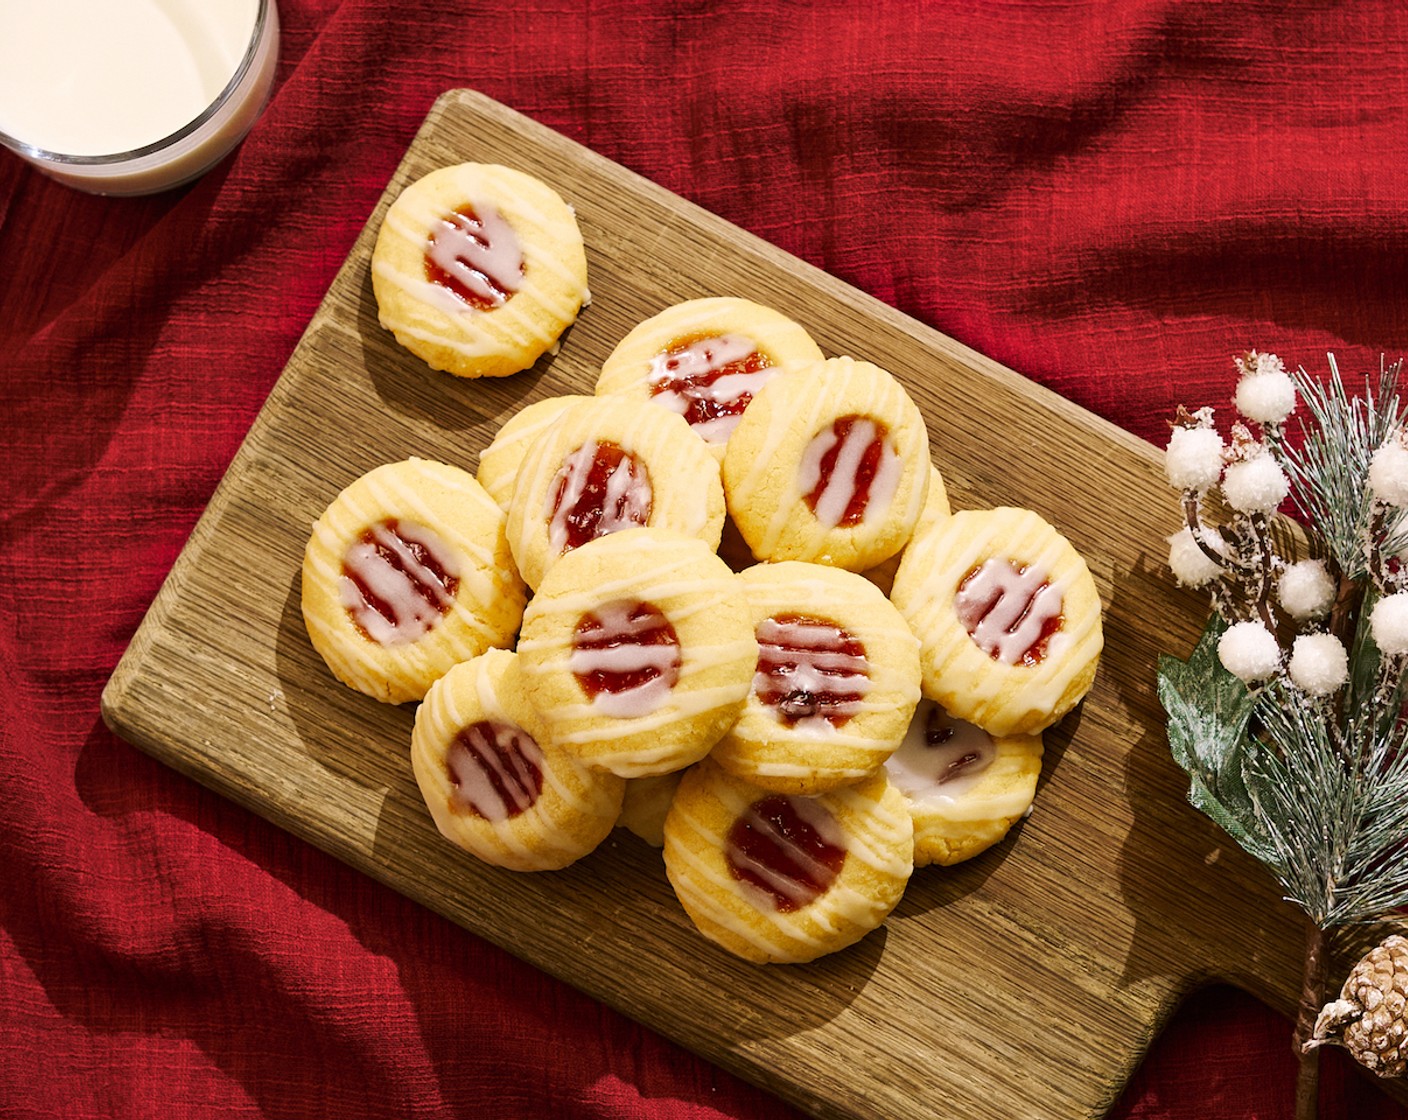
xmin=3 ymin=2 xmax=1408 ymax=1116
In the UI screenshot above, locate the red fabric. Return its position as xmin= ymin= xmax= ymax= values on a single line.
xmin=2 ymin=2 xmax=1407 ymax=1117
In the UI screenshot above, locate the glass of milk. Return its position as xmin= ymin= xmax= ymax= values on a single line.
xmin=0 ymin=0 xmax=279 ymax=195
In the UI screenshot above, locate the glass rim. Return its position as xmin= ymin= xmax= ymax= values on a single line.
xmin=0 ymin=0 xmax=274 ymax=167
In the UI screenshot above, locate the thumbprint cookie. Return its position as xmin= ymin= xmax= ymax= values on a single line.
xmin=506 ymin=395 xmax=725 ymax=590
xmin=884 ymin=699 xmax=1043 ymax=867
xmin=516 ymin=528 xmax=755 ymax=778
xmin=722 ymin=356 xmax=929 ymax=571
xmin=595 ymin=298 xmax=825 ymax=456
xmin=663 ymin=759 xmax=913 ymax=964
xmin=411 ymin=649 xmax=625 ymax=871
xmin=863 ymin=465 xmax=952 ymax=596
xmin=476 ymin=394 xmax=589 ymax=511
xmin=371 ymin=163 xmax=589 ymax=378
xmin=616 ymin=772 xmax=684 ymax=848
xmin=710 ymin=562 xmax=921 ymax=796
xmin=890 ymin=507 xmax=1103 ymax=736
xmin=301 ymin=458 xmax=526 ymax=704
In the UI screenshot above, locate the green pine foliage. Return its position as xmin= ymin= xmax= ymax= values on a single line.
xmin=1283 ymin=356 xmax=1408 ymax=577
xmin=1159 ymin=356 xmax=1408 ymax=929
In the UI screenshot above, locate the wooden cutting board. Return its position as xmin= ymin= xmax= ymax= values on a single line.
xmin=101 ymin=89 xmax=1398 ymax=1119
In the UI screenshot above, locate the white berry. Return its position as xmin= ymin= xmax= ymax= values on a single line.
xmin=1167 ymin=526 xmax=1226 ymax=588
xmin=1371 ymin=593 xmax=1408 ymax=656
xmin=1287 ymin=633 xmax=1348 ymax=697
xmin=1368 ymin=437 xmax=1408 ymax=508
xmin=1217 ymin=621 xmax=1282 ymax=683
xmin=1279 ymin=560 xmax=1336 ymax=621
xmin=1221 ymin=453 xmax=1289 ymax=513
xmin=1235 ymin=371 xmax=1297 ymax=425
xmin=1165 ymin=425 xmax=1225 ymax=492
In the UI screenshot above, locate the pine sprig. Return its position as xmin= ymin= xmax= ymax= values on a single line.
xmin=1251 ymin=679 xmax=1404 ymax=927
xmin=1161 ymin=622 xmax=1408 ymax=927
xmin=1282 ymin=355 xmax=1408 ymax=578
xmin=1158 ymin=351 xmax=1408 ymax=930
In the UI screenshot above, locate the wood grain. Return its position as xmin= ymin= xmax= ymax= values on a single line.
xmin=101 ymin=89 xmax=1400 ymax=1119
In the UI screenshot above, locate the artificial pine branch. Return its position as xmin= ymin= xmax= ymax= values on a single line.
xmin=1158 ymin=352 xmax=1408 ymax=1116
xmin=1284 ymin=356 xmax=1408 ymax=576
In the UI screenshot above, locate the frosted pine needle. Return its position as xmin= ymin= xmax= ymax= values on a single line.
xmin=1158 ymin=351 xmax=1408 ymax=928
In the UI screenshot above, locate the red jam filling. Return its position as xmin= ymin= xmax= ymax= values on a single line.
xmin=571 ymin=600 xmax=682 ymax=702
xmin=446 ymin=720 xmax=544 ymax=822
xmin=802 ymin=414 xmax=894 ymax=527
xmin=548 ymin=440 xmax=653 ymax=555
xmin=424 ymin=203 xmax=523 ymax=311
xmin=340 ymin=518 xmax=458 ymax=646
xmin=648 ymin=332 xmax=772 ymax=436
xmin=753 ymin=614 xmax=869 ymax=727
xmin=726 ymin=795 xmax=846 ymax=913
xmin=954 ymin=559 xmax=1064 ymax=666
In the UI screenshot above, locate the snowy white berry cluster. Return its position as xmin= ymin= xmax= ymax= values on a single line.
xmin=1164 ymin=351 xmax=1408 ymax=696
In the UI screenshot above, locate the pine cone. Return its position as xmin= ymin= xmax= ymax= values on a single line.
xmin=1305 ymin=934 xmax=1408 ymax=1077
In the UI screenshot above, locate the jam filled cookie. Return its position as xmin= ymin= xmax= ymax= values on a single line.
xmin=301 ymin=458 xmax=526 ymax=704
xmin=616 ymin=772 xmax=684 ymax=848
xmin=516 ymin=528 xmax=756 ymax=778
xmin=884 ymin=699 xmax=1043 ymax=867
xmin=721 ymin=357 xmax=929 ymax=571
xmin=506 ymin=395 xmax=725 ymax=590
xmin=863 ymin=465 xmax=952 ymax=596
xmin=371 ymin=163 xmax=589 ymax=378
xmin=890 ymin=507 xmax=1103 ymax=736
xmin=411 ymin=650 xmax=625 ymax=871
xmin=595 ymin=298 xmax=825 ymax=455
xmin=476 ymin=394 xmax=589 ymax=511
xmin=710 ymin=562 xmax=921 ymax=795
xmin=663 ymin=759 xmax=913 ymax=964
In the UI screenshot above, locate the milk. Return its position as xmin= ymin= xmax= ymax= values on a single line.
xmin=0 ymin=0 xmax=278 ymax=194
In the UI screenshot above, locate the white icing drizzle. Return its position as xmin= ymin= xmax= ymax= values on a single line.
xmin=549 ymin=675 xmax=753 ymax=746
xmin=545 ymin=440 xmax=653 ymax=556
xmin=303 ymin=462 xmax=523 ymax=703
xmin=515 ymin=536 xmax=755 ymax=769
xmin=522 ymin=573 xmax=729 ymax=626
xmin=742 ymin=758 xmax=875 ymax=781
xmin=826 ymin=784 xmax=915 ymax=876
xmin=477 ymin=396 xmax=581 ymax=510
xmin=954 ymin=558 xmax=1064 ymax=665
xmin=894 ymin=511 xmax=1102 ymax=732
xmin=425 ymin=202 xmax=523 ymax=310
xmin=754 ymin=616 xmax=870 ymax=727
xmin=727 ymin=795 xmax=846 ymax=911
xmin=869 ymin=438 xmax=903 ymax=521
xmin=409 ymin=651 xmax=627 ymax=870
xmin=732 ymin=359 xmax=925 ymax=563
xmin=665 ymin=778 xmax=911 ymax=956
xmin=795 ymin=418 xmax=899 ymax=529
xmin=338 ymin=519 xmax=459 ymax=646
xmin=647 ymin=333 xmax=774 ymax=444
xmin=569 ymin=599 xmax=682 ymax=718
xmin=513 ymin=525 xmax=730 ymax=637
xmin=372 ymin=276 xmax=551 ymax=347
xmin=374 ymin=174 xmax=589 ymax=361
xmin=302 ymin=462 xmax=523 ymax=701
xmin=445 ymin=655 xmax=600 ymax=819
xmin=508 ymin=400 xmax=720 ymax=587
xmin=447 ymin=720 xmax=544 ymax=822
xmin=885 ymin=699 xmax=996 ymax=804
